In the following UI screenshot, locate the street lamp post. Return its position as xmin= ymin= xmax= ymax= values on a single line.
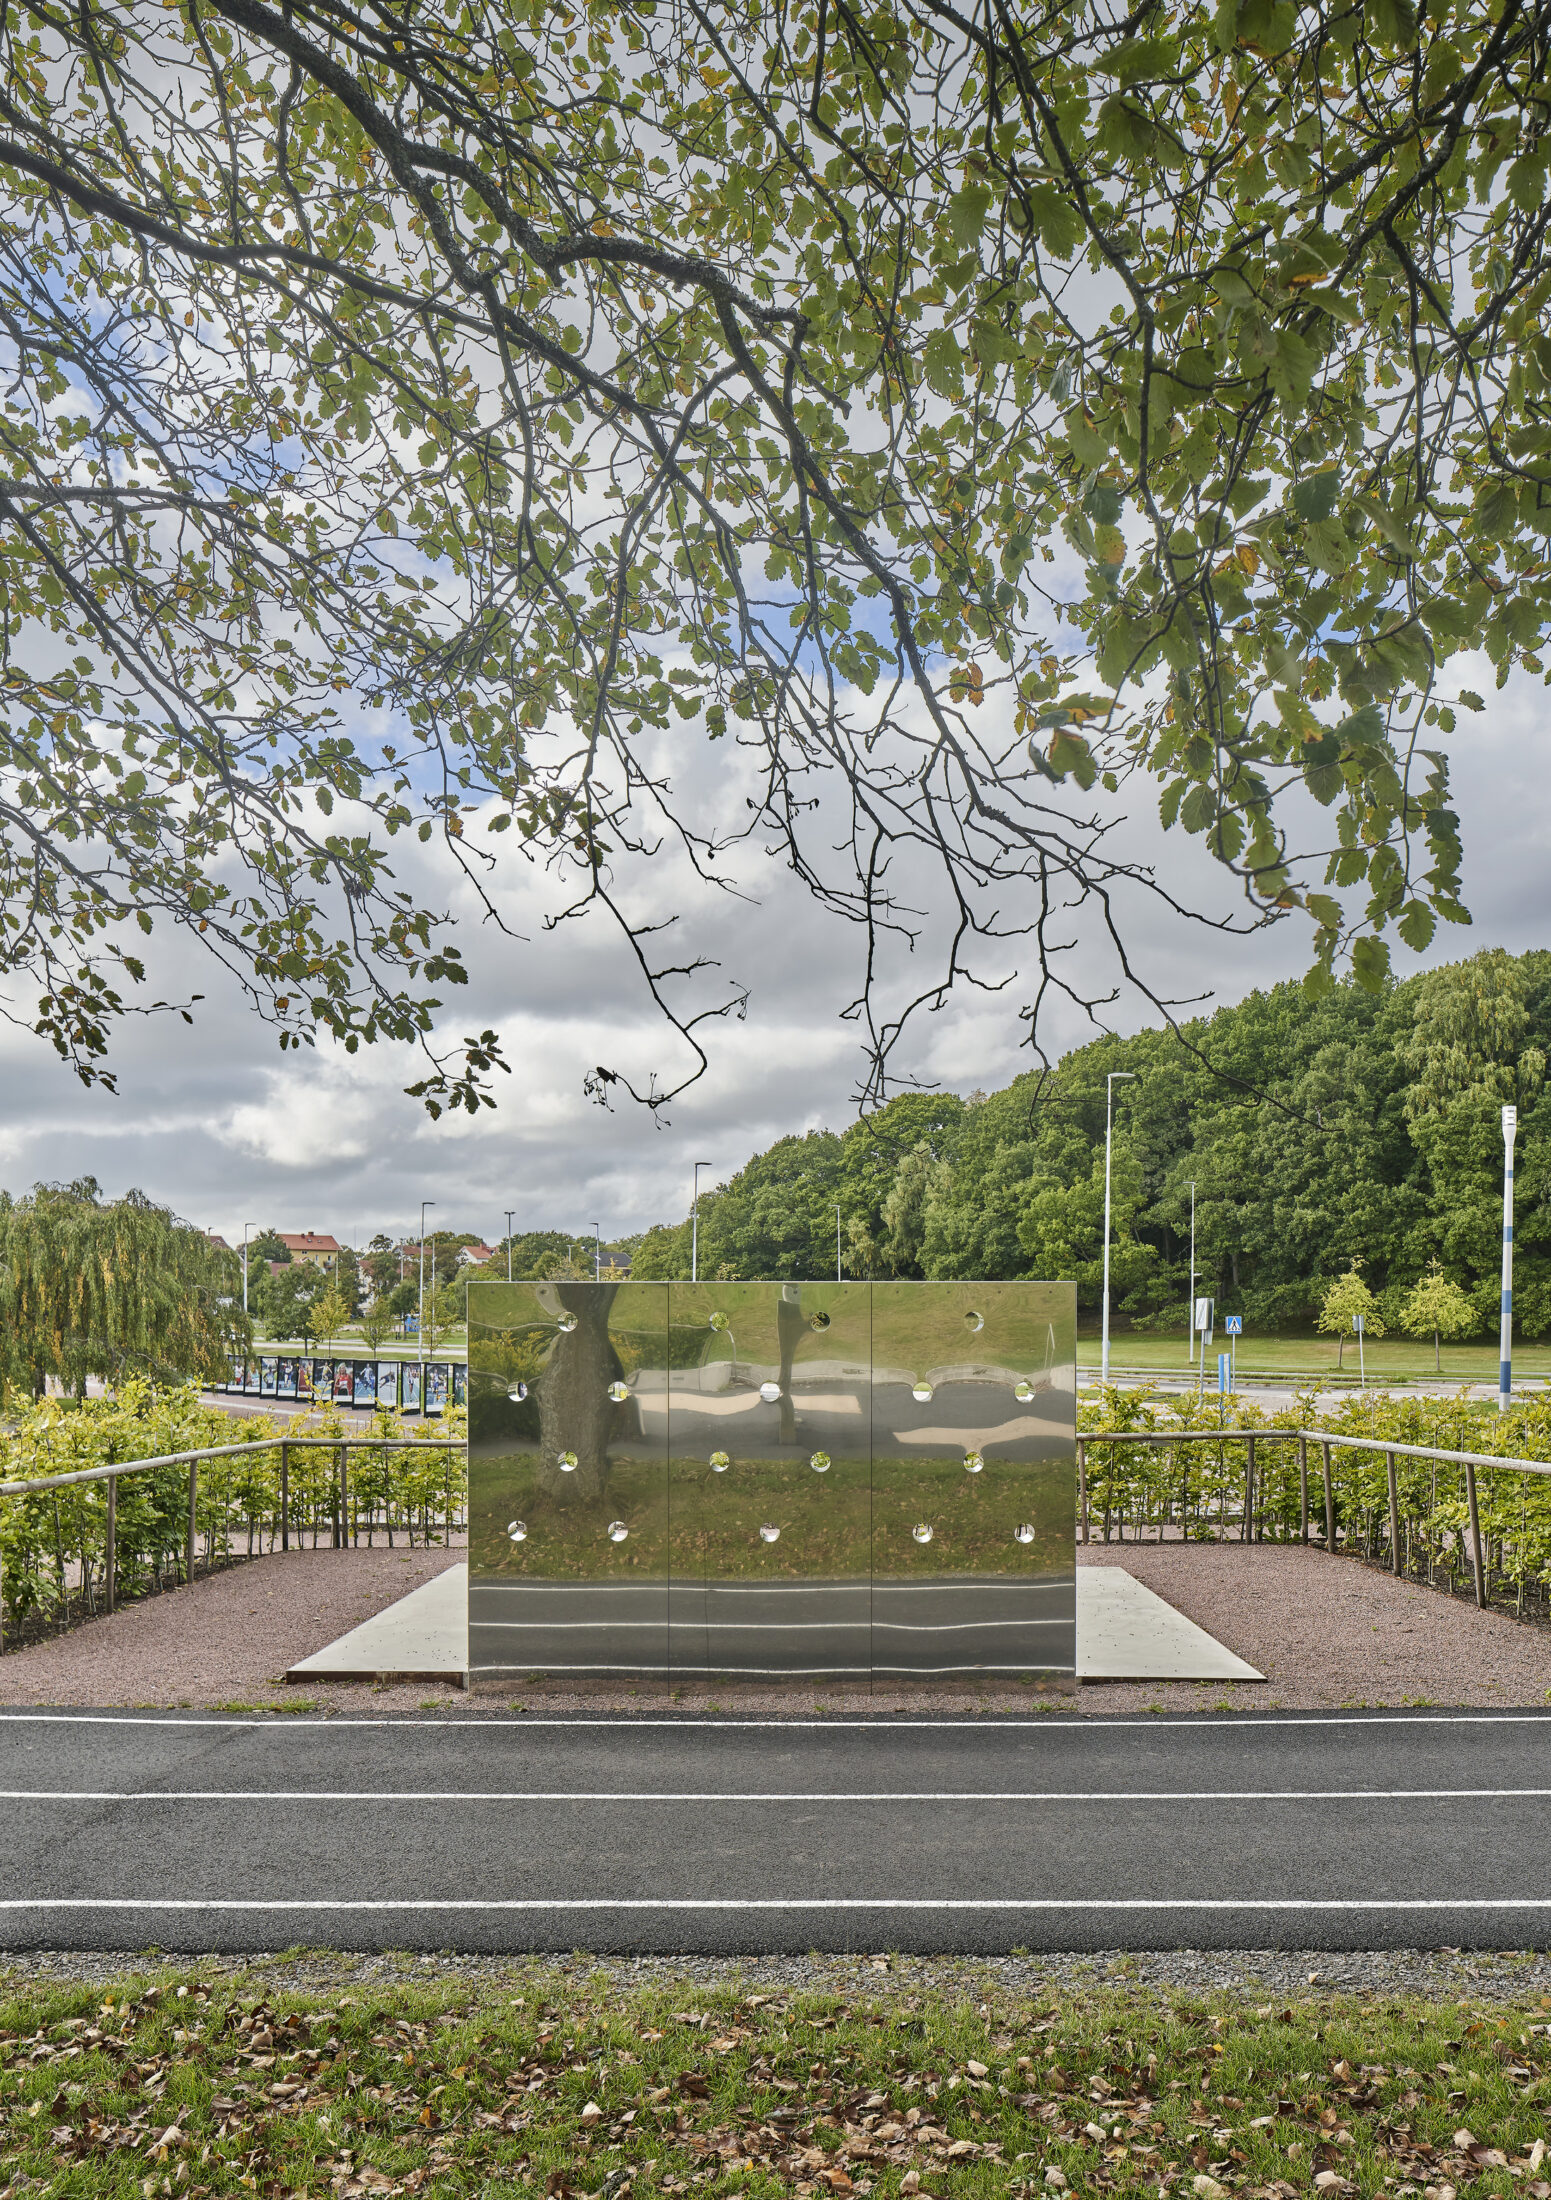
xmin=1501 ymin=1104 xmax=1518 ymax=1413
xmin=242 ymin=1223 xmax=255 ymax=1318
xmin=1100 ymin=1072 xmax=1137 ymax=1392
xmin=691 ymin=1162 xmax=712 ymax=1283
xmin=1186 ymin=1179 xmax=1197 ymax=1368
xmin=418 ymin=1200 xmax=435 ymax=1368
xmin=505 ymin=1210 xmax=514 ymax=1284
xmin=835 ymin=1204 xmax=842 ymax=1283
xmin=594 ymin=1224 xmax=602 ymax=1281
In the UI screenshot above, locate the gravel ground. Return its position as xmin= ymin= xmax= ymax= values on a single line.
xmin=3 ymin=1945 xmax=1550 ymax=2004
xmin=0 ymin=1544 xmax=469 ymax=1711
xmin=0 ymin=1538 xmax=1547 ymax=1715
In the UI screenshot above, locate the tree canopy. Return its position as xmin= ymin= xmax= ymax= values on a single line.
xmin=632 ymin=949 xmax=1551 ymax=1340
xmin=0 ymin=1179 xmax=246 ymax=1394
xmin=0 ymin=1 xmax=1545 ymax=1107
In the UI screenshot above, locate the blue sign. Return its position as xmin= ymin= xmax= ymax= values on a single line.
xmin=1225 ymin=1315 xmax=1243 ymax=1335
xmin=1218 ymin=1352 xmax=1231 ymax=1393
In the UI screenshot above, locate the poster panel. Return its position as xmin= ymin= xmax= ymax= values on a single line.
xmin=277 ymin=1356 xmax=298 ymax=1401
xmin=452 ymin=1363 xmax=467 ymax=1408
xmin=296 ymin=1360 xmax=314 ymax=1402
xmin=244 ymin=1357 xmax=262 ymax=1396
xmin=352 ymin=1361 xmax=376 ymax=1409
xmin=376 ymin=1361 xmax=399 ymax=1411
xmin=332 ymin=1362 xmax=354 ymax=1405
xmin=400 ymin=1361 xmax=422 ymax=1413
xmin=259 ymin=1356 xmax=278 ymax=1397
xmin=425 ymin=1364 xmax=448 ymax=1417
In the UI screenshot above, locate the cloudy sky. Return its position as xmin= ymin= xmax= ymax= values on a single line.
xmin=0 ymin=647 xmax=1544 ymax=1253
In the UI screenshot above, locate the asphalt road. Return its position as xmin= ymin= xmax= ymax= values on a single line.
xmin=1 ymin=1709 xmax=1549 ymax=1955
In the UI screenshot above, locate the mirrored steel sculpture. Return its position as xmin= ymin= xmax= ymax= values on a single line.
xmin=466 ymin=1280 xmax=1074 ymax=1684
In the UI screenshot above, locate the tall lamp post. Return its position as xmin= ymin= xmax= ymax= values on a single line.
xmin=1186 ymin=1179 xmax=1197 ymax=1368
xmin=504 ymin=1209 xmax=515 ymax=1283
xmin=418 ymin=1200 xmax=435 ymax=1369
xmin=1501 ymin=1104 xmax=1517 ymax=1413
xmin=242 ymin=1223 xmax=255 ymax=1317
xmin=691 ymin=1162 xmax=712 ymax=1283
xmin=594 ymin=1223 xmax=602 ymax=1281
xmin=835 ymin=1204 xmax=842 ymax=1283
xmin=1100 ymin=1071 xmax=1137 ymax=1392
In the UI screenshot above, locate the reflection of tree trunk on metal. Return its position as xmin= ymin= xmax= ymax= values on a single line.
xmin=537 ymin=1283 xmax=622 ymax=1500
xmin=776 ymin=1287 xmax=804 ymax=1445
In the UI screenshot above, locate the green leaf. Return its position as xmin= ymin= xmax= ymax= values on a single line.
xmin=1084 ymin=481 xmax=1124 ymax=527
xmin=1335 ymin=704 xmax=1386 ymax=752
xmin=922 ymin=329 xmax=963 ymax=398
xmin=1062 ymin=408 xmax=1108 ymax=469
xmin=1021 ymin=185 xmax=1086 ymax=260
xmin=1291 ymin=471 xmax=1340 ymax=522
xmin=948 ymin=183 xmax=993 ymax=250
xmin=1352 ymin=934 xmax=1392 ymax=993
xmin=1366 ymin=0 xmax=1418 ymax=47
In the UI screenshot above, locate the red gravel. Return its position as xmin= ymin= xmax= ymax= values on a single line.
xmin=0 ymin=1537 xmax=1545 ymax=1715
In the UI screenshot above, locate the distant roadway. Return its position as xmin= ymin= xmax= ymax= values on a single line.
xmin=1 ymin=1709 xmax=1548 ymax=1955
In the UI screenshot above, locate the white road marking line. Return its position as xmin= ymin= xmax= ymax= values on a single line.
xmin=0 ymin=1896 xmax=1548 ymax=1912
xmin=0 ymin=1711 xmax=1548 ymax=1731
xmin=2 ymin=1787 xmax=1548 ymax=1803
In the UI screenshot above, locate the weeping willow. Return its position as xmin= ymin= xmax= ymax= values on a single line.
xmin=0 ymin=1178 xmax=247 ymax=1398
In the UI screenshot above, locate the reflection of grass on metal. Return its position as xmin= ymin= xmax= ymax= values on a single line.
xmin=470 ymin=1448 xmax=1070 ymax=1580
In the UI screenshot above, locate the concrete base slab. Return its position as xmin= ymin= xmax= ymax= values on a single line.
xmin=1076 ymin=1565 xmax=1263 ymax=1682
xmin=287 ymin=1562 xmax=469 ymax=1684
xmin=288 ymin=1559 xmax=1258 ymax=1690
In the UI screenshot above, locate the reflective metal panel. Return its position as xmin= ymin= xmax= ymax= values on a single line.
xmin=466 ymin=1280 xmax=670 ymax=1677
xmin=668 ymin=1282 xmax=872 ymax=1679
xmin=466 ymin=1279 xmax=1074 ymax=1684
xmin=869 ymin=1280 xmax=1074 ymax=1677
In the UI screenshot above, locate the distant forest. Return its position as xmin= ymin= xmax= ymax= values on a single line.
xmin=615 ymin=948 xmax=1551 ymax=1339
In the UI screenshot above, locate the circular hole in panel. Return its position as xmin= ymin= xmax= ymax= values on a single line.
xmin=911 ymin=1379 xmax=934 ymax=1403
xmin=963 ymin=1449 xmax=985 ymax=1474
xmin=1014 ymin=1522 xmax=1036 ymax=1545
xmin=808 ymin=1310 xmax=831 ymax=1331
xmin=1014 ymin=1378 xmax=1035 ymax=1402
xmin=709 ymin=1450 xmax=731 ymax=1473
xmin=708 ymin=1310 xmax=730 ymax=1332
xmin=759 ymin=1523 xmax=781 ymax=1544
xmin=912 ymin=1523 xmax=934 ymax=1545
xmin=558 ymin=1313 xmax=577 ymax=1334
xmin=506 ymin=1520 xmax=527 ymax=1543
xmin=607 ymin=1520 xmax=629 ymax=1544
xmin=758 ymin=1380 xmax=781 ymax=1403
xmin=964 ymin=1309 xmax=984 ymax=1333
xmin=506 ymin=1382 xmax=528 ymax=1404
xmin=557 ymin=1450 xmax=578 ymax=1473
xmin=809 ymin=1451 xmax=831 ymax=1474
xmin=606 ymin=1380 xmax=629 ymax=1403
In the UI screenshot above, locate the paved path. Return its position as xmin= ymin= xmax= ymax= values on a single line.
xmin=1 ymin=1709 xmax=1549 ymax=1955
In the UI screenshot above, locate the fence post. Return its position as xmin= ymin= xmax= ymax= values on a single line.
xmin=1386 ymin=1450 xmax=1400 ymax=1575
xmin=340 ymin=1445 xmax=350 ymax=1547
xmin=1322 ymin=1441 xmax=1335 ymax=1551
xmin=105 ymin=1472 xmax=117 ymax=1615
xmin=1077 ymin=1439 xmax=1088 ymax=1545
xmin=1298 ymin=1435 xmax=1309 ymax=1544
xmin=186 ymin=1459 xmax=198 ymax=1586
xmin=1465 ymin=1459 xmax=1486 ymax=1610
xmin=280 ymin=1442 xmax=290 ymax=1553
xmin=1242 ymin=1434 xmax=1255 ymax=1542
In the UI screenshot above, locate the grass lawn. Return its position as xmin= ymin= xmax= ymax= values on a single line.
xmin=4 ymin=1964 xmax=1549 ymax=2200
xmin=1079 ymin=1331 xmax=1551 ymax=1383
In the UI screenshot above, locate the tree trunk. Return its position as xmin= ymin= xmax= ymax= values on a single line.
xmin=1434 ymin=1326 xmax=1440 ymax=1374
xmin=535 ymin=1282 xmax=623 ymax=1501
xmin=1336 ymin=1333 xmax=1344 ymax=1369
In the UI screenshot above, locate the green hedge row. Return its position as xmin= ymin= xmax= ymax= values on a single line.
xmin=0 ymin=1381 xmax=467 ymax=1645
xmin=1079 ymin=1384 xmax=1551 ymax=1605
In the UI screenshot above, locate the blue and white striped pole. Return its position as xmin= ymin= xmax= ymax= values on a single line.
xmin=1500 ymin=1104 xmax=1517 ymax=1414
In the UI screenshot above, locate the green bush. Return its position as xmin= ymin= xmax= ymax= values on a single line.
xmin=1080 ymin=1383 xmax=1551 ymax=1601
xmin=0 ymin=1380 xmax=467 ymax=1642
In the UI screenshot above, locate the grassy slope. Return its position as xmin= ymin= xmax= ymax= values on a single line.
xmin=4 ymin=1967 xmax=1549 ymax=2200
